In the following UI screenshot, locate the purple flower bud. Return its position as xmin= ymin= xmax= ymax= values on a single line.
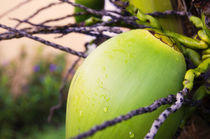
xmin=49 ymin=64 xmax=57 ymax=72
xmin=33 ymin=65 xmax=40 ymax=72
xmin=1 ymin=61 xmax=9 ymax=67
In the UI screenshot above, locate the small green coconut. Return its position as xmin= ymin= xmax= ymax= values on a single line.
xmin=128 ymin=0 xmax=183 ymax=33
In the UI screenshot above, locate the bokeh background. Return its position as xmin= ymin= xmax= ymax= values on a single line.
xmin=0 ymin=0 xmax=84 ymax=138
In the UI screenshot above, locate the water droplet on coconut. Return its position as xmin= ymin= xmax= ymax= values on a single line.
xmin=79 ymin=110 xmax=83 ymax=117
xmin=129 ymin=131 xmax=135 ymax=138
xmin=103 ymin=107 xmax=108 ymax=113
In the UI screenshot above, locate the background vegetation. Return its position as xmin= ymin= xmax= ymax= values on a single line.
xmin=0 ymin=47 xmax=67 ymax=138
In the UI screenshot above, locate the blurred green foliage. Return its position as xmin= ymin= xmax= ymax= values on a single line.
xmin=29 ymin=125 xmax=65 ymax=139
xmin=0 ymin=47 xmax=69 ymax=139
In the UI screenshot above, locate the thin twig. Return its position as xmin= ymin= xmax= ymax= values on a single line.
xmin=148 ymin=10 xmax=186 ymax=17
xmin=181 ymin=0 xmax=191 ymax=16
xmin=144 ymin=88 xmax=189 ymax=139
xmin=11 ymin=18 xmax=50 ymax=28
xmin=12 ymin=12 xmax=88 ymax=26
xmin=109 ymin=0 xmax=128 ymax=9
xmin=14 ymin=1 xmax=63 ymax=28
xmin=0 ymin=0 xmax=33 ymax=19
xmin=40 ymin=12 xmax=87 ymax=25
xmin=71 ymin=94 xmax=176 ymax=139
xmin=48 ymin=57 xmax=81 ymax=123
xmin=0 ymin=24 xmax=86 ymax=58
xmin=94 ymin=20 xmax=117 ymax=27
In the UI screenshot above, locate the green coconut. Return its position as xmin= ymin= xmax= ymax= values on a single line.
xmin=74 ymin=0 xmax=104 ymax=23
xmin=128 ymin=0 xmax=183 ymax=33
xmin=66 ymin=29 xmax=186 ymax=139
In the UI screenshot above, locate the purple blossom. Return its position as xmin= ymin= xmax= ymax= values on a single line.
xmin=49 ymin=64 xmax=57 ymax=72
xmin=33 ymin=65 xmax=40 ymax=72
xmin=1 ymin=61 xmax=10 ymax=67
